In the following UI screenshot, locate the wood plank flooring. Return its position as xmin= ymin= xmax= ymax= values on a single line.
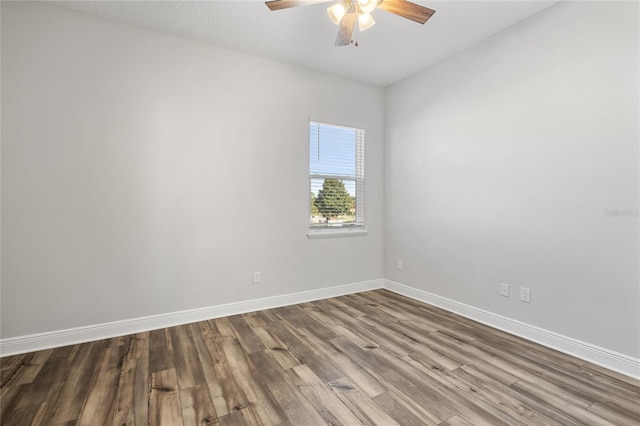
xmin=2 ymin=289 xmax=639 ymax=425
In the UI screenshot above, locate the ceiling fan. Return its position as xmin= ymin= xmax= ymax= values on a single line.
xmin=265 ymin=0 xmax=435 ymax=46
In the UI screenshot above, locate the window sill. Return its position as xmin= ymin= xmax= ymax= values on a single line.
xmin=307 ymin=228 xmax=368 ymax=239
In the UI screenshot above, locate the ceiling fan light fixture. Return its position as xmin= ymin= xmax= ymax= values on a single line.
xmin=266 ymin=0 xmax=436 ymax=47
xmin=327 ymin=2 xmax=347 ymax=25
xmin=358 ymin=12 xmax=375 ymax=31
xmin=358 ymin=0 xmax=378 ymax=14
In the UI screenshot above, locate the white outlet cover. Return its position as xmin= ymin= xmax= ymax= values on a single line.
xmin=500 ymin=283 xmax=510 ymax=297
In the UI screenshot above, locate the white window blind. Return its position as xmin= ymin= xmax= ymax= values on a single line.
xmin=309 ymin=121 xmax=365 ymax=233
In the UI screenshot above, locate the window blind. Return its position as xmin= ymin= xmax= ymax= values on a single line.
xmin=309 ymin=121 xmax=365 ymax=229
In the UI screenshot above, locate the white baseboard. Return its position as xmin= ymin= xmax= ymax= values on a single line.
xmin=0 ymin=279 xmax=384 ymax=357
xmin=384 ymin=279 xmax=640 ymax=380
xmin=3 ymin=278 xmax=638 ymax=380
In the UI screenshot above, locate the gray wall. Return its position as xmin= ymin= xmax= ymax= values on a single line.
xmin=385 ymin=1 xmax=639 ymax=358
xmin=2 ymin=1 xmax=638 ymax=362
xmin=1 ymin=1 xmax=384 ymax=338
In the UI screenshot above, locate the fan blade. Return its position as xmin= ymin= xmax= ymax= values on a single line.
xmin=265 ymin=0 xmax=330 ymax=11
xmin=335 ymin=11 xmax=357 ymax=46
xmin=378 ymin=0 xmax=435 ymax=24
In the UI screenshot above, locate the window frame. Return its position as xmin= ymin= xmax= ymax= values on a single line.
xmin=308 ymin=120 xmax=367 ymax=238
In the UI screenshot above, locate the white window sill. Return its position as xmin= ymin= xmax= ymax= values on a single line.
xmin=307 ymin=228 xmax=368 ymax=239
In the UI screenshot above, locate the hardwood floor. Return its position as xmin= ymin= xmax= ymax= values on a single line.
xmin=2 ymin=289 xmax=639 ymax=425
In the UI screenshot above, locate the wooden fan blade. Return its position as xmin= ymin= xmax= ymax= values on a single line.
xmin=265 ymin=0 xmax=330 ymax=11
xmin=378 ymin=0 xmax=435 ymax=24
xmin=335 ymin=11 xmax=357 ymax=46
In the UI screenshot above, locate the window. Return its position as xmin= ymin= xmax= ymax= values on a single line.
xmin=309 ymin=121 xmax=366 ymax=237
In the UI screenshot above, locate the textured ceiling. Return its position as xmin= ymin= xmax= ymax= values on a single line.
xmin=52 ymin=0 xmax=557 ymax=87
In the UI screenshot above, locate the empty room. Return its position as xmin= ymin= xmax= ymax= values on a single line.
xmin=1 ymin=0 xmax=639 ymax=425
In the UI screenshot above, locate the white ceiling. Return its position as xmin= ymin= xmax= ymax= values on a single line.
xmin=52 ymin=0 xmax=557 ymax=87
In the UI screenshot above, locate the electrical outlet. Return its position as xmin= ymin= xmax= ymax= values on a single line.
xmin=253 ymin=272 xmax=261 ymax=284
xmin=520 ymin=287 xmax=531 ymax=303
xmin=397 ymin=260 xmax=403 ymax=270
xmin=500 ymin=283 xmax=510 ymax=297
